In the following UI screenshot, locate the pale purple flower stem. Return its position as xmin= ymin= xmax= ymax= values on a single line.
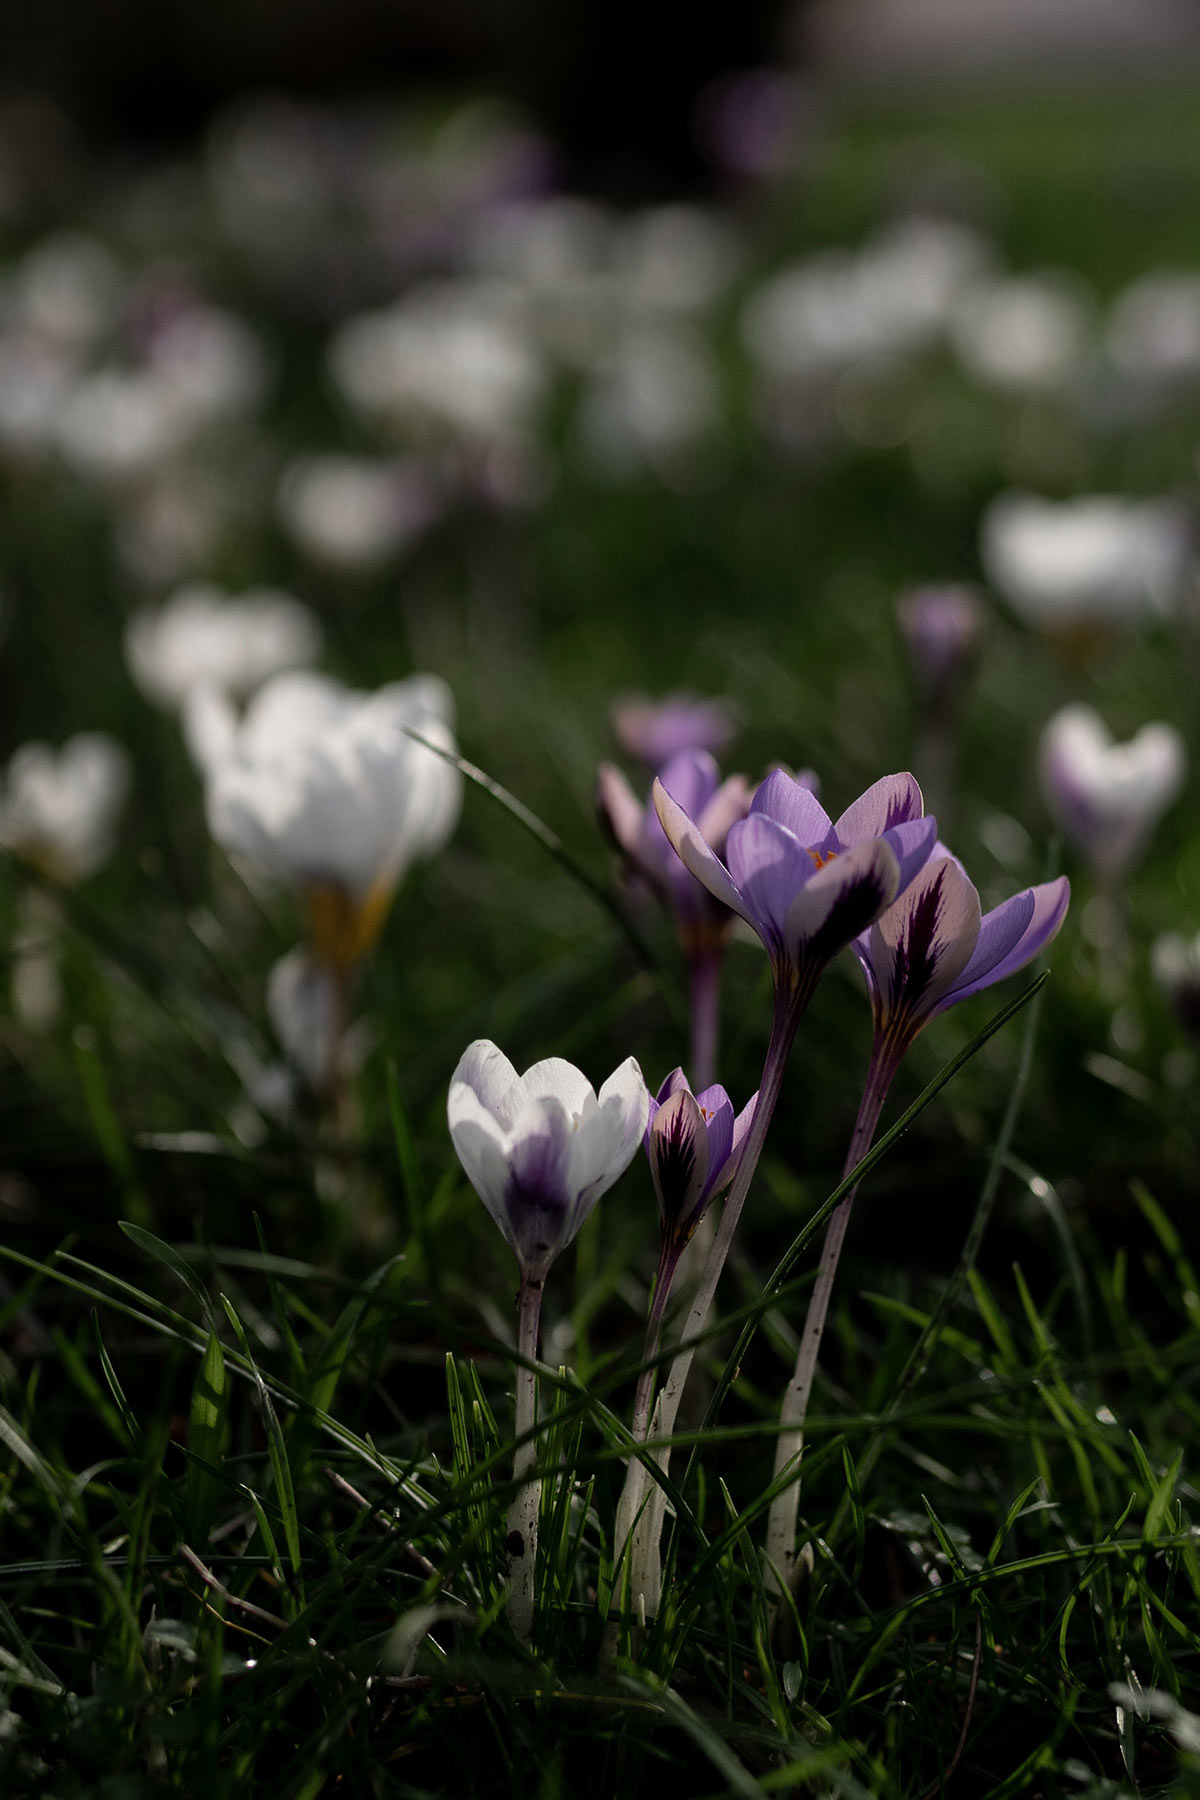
xmin=763 ymin=1033 xmax=902 ymax=1601
xmin=507 ymin=1274 xmax=544 ymax=1643
xmin=623 ymin=978 xmax=811 ymax=1617
xmin=688 ymin=948 xmax=722 ymax=1094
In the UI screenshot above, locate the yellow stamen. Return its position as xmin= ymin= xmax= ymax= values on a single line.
xmin=806 ymin=847 xmax=839 ymax=870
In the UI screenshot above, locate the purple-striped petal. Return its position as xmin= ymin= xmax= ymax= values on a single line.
xmin=648 ymin=1089 xmax=711 ymax=1233
xmin=653 ymin=777 xmax=750 ymax=922
xmin=866 ymin=856 xmax=981 ymax=1026
xmin=784 ymin=837 xmax=901 ymax=967
xmin=834 ymin=772 xmax=924 ymax=846
xmin=751 ymin=768 xmax=833 ymax=844
xmin=938 ymin=877 xmax=1069 ymax=1009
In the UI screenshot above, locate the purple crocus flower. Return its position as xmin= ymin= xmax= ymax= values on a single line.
xmin=611 ymin=691 xmax=735 ymax=767
xmin=896 ymin=584 xmax=984 ymax=709
xmin=645 ymin=1068 xmax=758 ymax=1260
xmin=598 ymin=748 xmax=753 ymax=960
xmin=764 ymin=848 xmax=1069 ymax=1602
xmin=854 ymin=848 xmax=1071 ymax=1067
xmin=654 ymin=767 xmax=938 ymax=1001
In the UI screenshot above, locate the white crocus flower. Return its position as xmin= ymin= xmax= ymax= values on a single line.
xmin=981 ymin=493 xmax=1190 ymax=628
xmin=126 ymin=584 xmax=322 ymax=711
xmin=328 ymin=281 xmax=545 ymax=450
xmin=276 ymin=454 xmax=437 ymax=573
xmin=1038 ymin=703 xmax=1185 ymax=877
xmin=950 ymin=272 xmax=1092 ymax=393
xmin=204 ymin=669 xmax=461 ymax=968
xmin=0 ymin=733 xmax=131 ymax=883
xmin=448 ymin=1041 xmax=649 ymax=1280
xmin=448 ymin=1039 xmax=648 ymax=1644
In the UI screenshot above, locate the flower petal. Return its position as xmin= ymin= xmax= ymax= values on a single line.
xmin=725 ymin=812 xmax=817 ymax=952
xmin=653 ymin=777 xmax=751 ymax=922
xmin=751 ymin=767 xmax=832 ymax=844
xmin=596 ymin=762 xmax=645 ymax=857
xmin=881 ymin=815 xmax=940 ymax=894
xmin=447 ymin=1080 xmax=523 ymax=1249
xmin=784 ymin=837 xmax=900 ymax=967
xmin=656 ymin=748 xmax=720 ymax=820
xmin=865 ymin=856 xmax=981 ymax=1025
xmin=710 ymin=1090 xmax=758 ymax=1194
xmin=648 ymin=1089 xmax=711 ymax=1232
xmin=450 ymin=1039 xmax=521 ymax=1125
xmin=834 ymin=772 xmax=924 ymax=845
xmin=696 ymin=773 xmax=755 ymax=856
xmin=940 ymin=877 xmax=1069 ymax=1008
xmin=516 ymin=1056 xmax=597 ymax=1118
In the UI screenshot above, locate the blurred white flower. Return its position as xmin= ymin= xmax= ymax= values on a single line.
xmin=614 ymin=205 xmax=739 ymax=317
xmin=267 ymin=947 xmax=343 ymax=1093
xmin=9 ymin=232 xmax=121 ymax=350
xmin=126 ymin=584 xmax=322 ymax=712
xmin=329 ymin=281 xmax=545 ymax=450
xmin=579 ymin=325 xmax=720 ymax=476
xmin=742 ymin=216 xmax=991 ymax=380
xmin=276 ymin=454 xmax=438 ymax=572
xmin=144 ymin=303 xmax=268 ymax=433
xmin=56 ymin=367 xmax=183 ymax=483
xmin=0 ymin=331 xmax=79 ymax=460
xmin=0 ymin=732 xmax=131 ymax=883
xmin=981 ymin=492 xmax=1190 ymax=627
xmin=950 ymin=272 xmax=1092 ymax=392
xmin=1039 ymin=703 xmax=1185 ymax=877
xmin=1106 ymin=271 xmax=1200 ymax=388
xmin=204 ymin=670 xmax=461 ymax=966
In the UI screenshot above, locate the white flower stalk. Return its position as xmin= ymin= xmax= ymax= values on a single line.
xmin=1039 ymin=704 xmax=1185 ymax=879
xmin=0 ymin=733 xmax=131 ymax=884
xmin=204 ymin=670 xmax=461 ymax=975
xmin=448 ymin=1041 xmax=648 ymax=1642
xmin=981 ymin=493 xmax=1190 ymax=629
xmin=126 ymin=584 xmax=322 ymax=713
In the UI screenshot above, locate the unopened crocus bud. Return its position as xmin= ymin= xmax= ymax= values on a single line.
xmin=646 ymin=1069 xmax=756 ymax=1261
xmin=1038 ymin=704 xmax=1185 ymax=878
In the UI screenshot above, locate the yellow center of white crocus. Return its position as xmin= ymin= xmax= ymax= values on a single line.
xmin=305 ymin=870 xmax=397 ymax=970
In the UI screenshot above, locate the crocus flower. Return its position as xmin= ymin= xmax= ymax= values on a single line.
xmin=981 ymin=493 xmax=1189 ymax=630
xmin=448 ymin=1041 xmax=648 ymax=1282
xmin=126 ymin=584 xmax=322 ymax=713
xmin=854 ymin=850 xmax=1071 ymax=1069
xmin=449 ymin=1040 xmax=647 ymax=1643
xmin=896 ymin=584 xmax=984 ymax=709
xmin=202 ymin=670 xmax=461 ymax=970
xmin=599 ymin=747 xmax=754 ymax=1090
xmin=645 ymin=1068 xmax=757 ymax=1263
xmin=1038 ymin=704 xmax=1185 ymax=878
xmin=655 ymin=767 xmax=937 ymax=1002
xmin=276 ymin=454 xmax=438 ymax=574
xmin=765 ymin=850 xmax=1069 ymax=1604
xmin=597 ymin=748 xmax=752 ymax=961
xmin=0 ymin=733 xmax=131 ymax=884
xmin=611 ymin=691 xmax=735 ymax=767
xmin=618 ymin=770 xmax=937 ymax=1624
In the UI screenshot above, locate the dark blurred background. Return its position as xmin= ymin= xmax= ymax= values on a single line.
xmin=5 ymin=0 xmax=799 ymax=196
